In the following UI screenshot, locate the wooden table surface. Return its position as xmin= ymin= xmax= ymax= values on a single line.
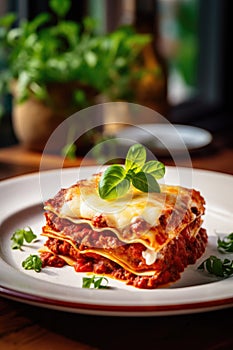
xmin=1 ymin=138 xmax=233 ymax=350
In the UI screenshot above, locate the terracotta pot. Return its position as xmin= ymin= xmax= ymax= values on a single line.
xmin=11 ymin=81 xmax=98 ymax=152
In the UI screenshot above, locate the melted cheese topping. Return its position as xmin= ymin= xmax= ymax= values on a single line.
xmin=59 ymin=185 xmax=166 ymax=229
xmin=44 ymin=172 xmax=205 ymax=251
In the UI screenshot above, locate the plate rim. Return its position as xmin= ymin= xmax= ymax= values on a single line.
xmin=1 ymin=285 xmax=233 ymax=316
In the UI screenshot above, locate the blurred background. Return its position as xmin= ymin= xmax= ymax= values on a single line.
xmin=0 ymin=0 xmax=232 ymax=151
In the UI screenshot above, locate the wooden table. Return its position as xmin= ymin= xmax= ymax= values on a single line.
xmin=1 ymin=141 xmax=233 ymax=350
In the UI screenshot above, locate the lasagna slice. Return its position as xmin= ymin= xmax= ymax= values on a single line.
xmin=39 ymin=172 xmax=207 ymax=289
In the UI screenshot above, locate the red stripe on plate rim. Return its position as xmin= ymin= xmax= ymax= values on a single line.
xmin=1 ymin=286 xmax=233 ymax=315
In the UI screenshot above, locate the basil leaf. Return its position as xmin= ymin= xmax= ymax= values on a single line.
xmin=198 ymin=255 xmax=233 ymax=277
xmin=98 ymin=144 xmax=165 ymax=200
xmin=23 ymin=226 xmax=37 ymax=243
xmin=11 ymin=230 xmax=24 ymax=249
xmin=82 ymin=276 xmax=94 ymax=288
xmin=125 ymin=143 xmax=146 ymax=172
xmin=61 ymin=143 xmax=77 ymax=160
xmin=94 ymin=277 xmax=108 ymax=289
xmin=22 ymin=254 xmax=42 ymax=272
xmin=98 ymin=165 xmax=130 ymax=200
xmin=218 ymin=232 xmax=233 ymax=253
xmin=11 ymin=226 xmax=37 ymax=249
xmin=211 ymin=256 xmax=224 ymax=276
xmin=82 ymin=275 xmax=109 ymax=289
xmin=132 ymin=172 xmax=160 ymax=193
xmin=49 ymin=0 xmax=71 ymax=18
xmin=142 ymin=160 xmax=165 ymax=180
xmin=0 ymin=13 xmax=16 ymax=28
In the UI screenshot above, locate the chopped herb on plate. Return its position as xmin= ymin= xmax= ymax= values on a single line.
xmin=11 ymin=226 xmax=37 ymax=249
xmin=22 ymin=254 xmax=42 ymax=273
xmin=82 ymin=275 xmax=109 ymax=289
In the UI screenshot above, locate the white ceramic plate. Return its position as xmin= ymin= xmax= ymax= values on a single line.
xmin=116 ymin=124 xmax=213 ymax=155
xmin=0 ymin=166 xmax=233 ymax=316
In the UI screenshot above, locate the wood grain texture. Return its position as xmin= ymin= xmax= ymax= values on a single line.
xmin=0 ymin=299 xmax=97 ymax=350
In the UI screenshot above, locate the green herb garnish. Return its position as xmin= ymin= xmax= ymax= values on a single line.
xmin=82 ymin=275 xmax=109 ymax=289
xmin=61 ymin=143 xmax=77 ymax=160
xmin=11 ymin=226 xmax=37 ymax=249
xmin=198 ymin=255 xmax=233 ymax=277
xmin=198 ymin=232 xmax=233 ymax=278
xmin=217 ymin=232 xmax=233 ymax=253
xmin=22 ymin=254 xmax=42 ymax=272
xmin=98 ymin=144 xmax=165 ymax=200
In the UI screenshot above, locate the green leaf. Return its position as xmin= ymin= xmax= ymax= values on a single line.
xmin=83 ymin=17 xmax=97 ymax=33
xmin=27 ymin=13 xmax=51 ymax=33
xmin=11 ymin=230 xmax=24 ymax=249
xmin=11 ymin=227 xmax=37 ymax=249
xmin=23 ymin=226 xmax=37 ymax=243
xmin=217 ymin=232 xmax=233 ymax=253
xmin=94 ymin=277 xmax=108 ymax=289
xmin=82 ymin=276 xmax=94 ymax=288
xmin=98 ymin=165 xmax=130 ymax=200
xmin=98 ymin=144 xmax=165 ymax=200
xmin=198 ymin=255 xmax=233 ymax=278
xmin=125 ymin=143 xmax=146 ymax=172
xmin=61 ymin=143 xmax=77 ymax=160
xmin=49 ymin=0 xmax=71 ymax=18
xmin=0 ymin=13 xmax=16 ymax=28
xmin=212 ymin=256 xmax=224 ymax=276
xmin=7 ymin=27 xmax=22 ymax=44
xmin=142 ymin=160 xmax=165 ymax=180
xmin=82 ymin=275 xmax=109 ymax=289
xmin=17 ymin=71 xmax=31 ymax=102
xmin=73 ymin=89 xmax=87 ymax=107
xmin=30 ymin=82 xmax=48 ymax=101
xmin=84 ymin=51 xmax=97 ymax=67
xmin=22 ymin=254 xmax=42 ymax=272
xmin=132 ymin=172 xmax=160 ymax=193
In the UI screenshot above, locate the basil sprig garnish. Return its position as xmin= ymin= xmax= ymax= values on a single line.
xmin=98 ymin=144 xmax=165 ymax=200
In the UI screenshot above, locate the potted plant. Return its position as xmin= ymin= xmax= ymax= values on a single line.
xmin=0 ymin=0 xmax=152 ymax=152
